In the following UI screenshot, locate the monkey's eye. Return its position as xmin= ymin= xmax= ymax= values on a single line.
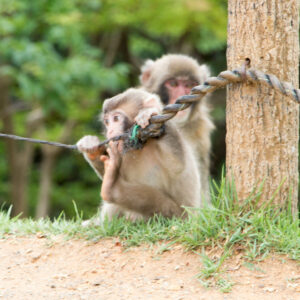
xmin=168 ymin=79 xmax=178 ymax=87
xmin=185 ymin=81 xmax=198 ymax=88
xmin=104 ymin=119 xmax=109 ymax=125
xmin=113 ymin=115 xmax=119 ymax=122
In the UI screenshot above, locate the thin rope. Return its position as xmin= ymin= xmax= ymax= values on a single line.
xmin=0 ymin=132 xmax=129 ymax=151
xmin=0 ymin=133 xmax=78 ymax=150
xmin=1 ymin=66 xmax=299 ymax=149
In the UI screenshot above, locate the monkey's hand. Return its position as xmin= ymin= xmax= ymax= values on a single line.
xmin=100 ymin=141 xmax=122 ymax=171
xmin=100 ymin=141 xmax=123 ymax=202
xmin=134 ymin=107 xmax=159 ymax=128
xmin=76 ymin=135 xmax=106 ymax=160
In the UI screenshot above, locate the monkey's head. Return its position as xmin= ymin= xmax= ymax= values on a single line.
xmin=102 ymin=88 xmax=157 ymax=139
xmin=140 ymin=54 xmax=210 ymax=105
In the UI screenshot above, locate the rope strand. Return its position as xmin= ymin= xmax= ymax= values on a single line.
xmin=1 ymin=66 xmax=299 ymax=149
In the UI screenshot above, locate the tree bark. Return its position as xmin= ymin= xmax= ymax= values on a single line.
xmin=35 ymin=147 xmax=56 ymax=219
xmin=35 ymin=120 xmax=77 ymax=218
xmin=226 ymin=1 xmax=299 ymax=214
xmin=0 ymin=80 xmax=42 ymax=217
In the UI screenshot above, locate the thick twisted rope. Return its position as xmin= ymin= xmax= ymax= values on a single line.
xmin=1 ymin=67 xmax=299 ymax=149
xmin=136 ymin=67 xmax=300 ymax=143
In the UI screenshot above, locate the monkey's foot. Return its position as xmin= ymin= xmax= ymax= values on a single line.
xmin=81 ymin=218 xmax=101 ymax=227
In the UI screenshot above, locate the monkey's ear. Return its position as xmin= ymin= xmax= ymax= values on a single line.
xmin=139 ymin=59 xmax=155 ymax=85
xmin=99 ymin=111 xmax=104 ymax=122
xmin=198 ymin=64 xmax=211 ymax=84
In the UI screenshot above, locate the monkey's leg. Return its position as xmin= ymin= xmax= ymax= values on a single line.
xmin=100 ymin=202 xmax=124 ymax=220
xmin=100 ymin=141 xmax=123 ymax=201
xmin=100 ymin=202 xmax=145 ymax=222
xmin=107 ymin=181 xmax=184 ymax=218
xmin=200 ymin=156 xmax=211 ymax=204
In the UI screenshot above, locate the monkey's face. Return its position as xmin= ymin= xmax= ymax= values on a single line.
xmin=103 ymin=110 xmax=131 ymax=139
xmin=163 ymin=76 xmax=198 ymax=104
xmin=162 ymin=76 xmax=198 ymax=121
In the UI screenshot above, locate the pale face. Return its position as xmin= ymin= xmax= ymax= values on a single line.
xmin=164 ymin=76 xmax=198 ymax=104
xmin=103 ymin=110 xmax=128 ymax=139
xmin=164 ymin=76 xmax=198 ymax=120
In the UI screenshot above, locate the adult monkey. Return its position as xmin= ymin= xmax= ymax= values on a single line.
xmin=140 ymin=54 xmax=214 ymax=203
xmin=77 ymin=88 xmax=201 ymax=222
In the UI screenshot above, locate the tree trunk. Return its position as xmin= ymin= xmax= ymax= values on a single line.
xmin=35 ymin=147 xmax=56 ymax=218
xmin=0 ymin=80 xmax=40 ymax=217
xmin=226 ymin=1 xmax=299 ymax=214
xmin=35 ymin=120 xmax=77 ymax=218
xmin=0 ymin=80 xmax=20 ymax=215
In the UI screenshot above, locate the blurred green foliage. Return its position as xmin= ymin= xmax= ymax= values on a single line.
xmin=0 ymin=0 xmax=227 ymax=219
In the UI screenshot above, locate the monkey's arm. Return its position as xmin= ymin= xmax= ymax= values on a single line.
xmin=84 ymin=153 xmax=105 ymax=179
xmin=135 ymin=95 xmax=162 ymax=128
xmin=76 ymin=135 xmax=106 ymax=179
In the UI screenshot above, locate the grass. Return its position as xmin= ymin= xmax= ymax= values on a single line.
xmin=0 ymin=176 xmax=299 ymax=292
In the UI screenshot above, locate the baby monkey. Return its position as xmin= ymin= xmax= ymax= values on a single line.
xmin=77 ymin=88 xmax=201 ymax=222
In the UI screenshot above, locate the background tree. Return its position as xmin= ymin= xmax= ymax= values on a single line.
xmin=226 ymin=0 xmax=299 ymax=215
xmin=0 ymin=0 xmax=227 ymax=218
xmin=0 ymin=0 xmax=129 ymax=217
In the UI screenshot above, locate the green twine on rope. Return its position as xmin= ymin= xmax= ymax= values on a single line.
xmin=130 ymin=124 xmax=141 ymax=143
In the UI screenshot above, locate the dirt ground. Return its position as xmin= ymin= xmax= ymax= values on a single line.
xmin=0 ymin=236 xmax=299 ymax=300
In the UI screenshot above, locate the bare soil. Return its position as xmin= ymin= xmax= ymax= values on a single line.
xmin=0 ymin=236 xmax=299 ymax=300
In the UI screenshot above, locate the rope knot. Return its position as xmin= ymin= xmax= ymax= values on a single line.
xmin=240 ymin=58 xmax=251 ymax=81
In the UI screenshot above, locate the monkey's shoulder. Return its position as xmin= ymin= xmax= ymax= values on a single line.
xmin=159 ymin=123 xmax=188 ymax=158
